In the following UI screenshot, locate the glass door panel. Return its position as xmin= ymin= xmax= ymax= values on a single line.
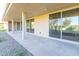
xmin=49 ymin=13 xmax=61 ymax=38
xmin=26 ymin=19 xmax=34 ymax=33
xmin=62 ymin=8 xmax=79 ymax=42
xmin=8 ymin=21 xmax=12 ymax=31
xmin=30 ymin=19 xmax=34 ymax=33
xmin=17 ymin=22 xmax=20 ymax=31
xmin=26 ymin=20 xmax=30 ymax=32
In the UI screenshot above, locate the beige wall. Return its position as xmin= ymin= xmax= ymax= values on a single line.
xmin=7 ymin=14 xmax=50 ymax=37
xmin=34 ymin=14 xmax=49 ymax=37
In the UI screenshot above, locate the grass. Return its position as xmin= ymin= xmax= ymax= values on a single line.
xmin=16 ymin=51 xmax=25 ymax=56
xmin=0 ymin=30 xmax=6 ymax=32
xmin=0 ymin=39 xmax=3 ymax=42
xmin=0 ymin=36 xmax=6 ymax=43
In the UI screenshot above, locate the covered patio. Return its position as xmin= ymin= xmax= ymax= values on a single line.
xmin=2 ymin=3 xmax=79 ymax=56
xmin=3 ymin=3 xmax=79 ymax=40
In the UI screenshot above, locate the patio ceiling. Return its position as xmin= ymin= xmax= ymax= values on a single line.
xmin=3 ymin=3 xmax=79 ymax=21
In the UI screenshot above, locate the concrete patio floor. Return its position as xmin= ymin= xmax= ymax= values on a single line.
xmin=8 ymin=31 xmax=79 ymax=56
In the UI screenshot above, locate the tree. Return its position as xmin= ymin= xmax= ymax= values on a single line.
xmin=62 ymin=18 xmax=71 ymax=28
xmin=52 ymin=19 xmax=58 ymax=30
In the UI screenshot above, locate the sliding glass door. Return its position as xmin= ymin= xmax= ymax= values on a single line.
xmin=49 ymin=8 xmax=79 ymax=42
xmin=8 ymin=21 xmax=12 ymax=31
xmin=30 ymin=19 xmax=34 ymax=33
xmin=62 ymin=8 xmax=79 ymax=42
xmin=26 ymin=19 xmax=34 ymax=33
xmin=26 ymin=20 xmax=30 ymax=32
xmin=49 ymin=12 xmax=61 ymax=38
xmin=17 ymin=22 xmax=20 ymax=31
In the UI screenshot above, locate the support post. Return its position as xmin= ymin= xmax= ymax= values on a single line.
xmin=60 ymin=10 xmax=62 ymax=39
xmin=7 ymin=21 xmax=9 ymax=32
xmin=12 ymin=19 xmax=14 ymax=33
xmin=22 ymin=12 xmax=26 ymax=40
xmin=20 ymin=21 xmax=22 ymax=31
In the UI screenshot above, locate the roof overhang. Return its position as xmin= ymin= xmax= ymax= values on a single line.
xmin=3 ymin=3 xmax=79 ymax=21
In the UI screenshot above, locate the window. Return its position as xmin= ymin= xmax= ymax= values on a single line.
xmin=17 ymin=22 xmax=20 ymax=31
xmin=26 ymin=19 xmax=34 ymax=33
xmin=49 ymin=12 xmax=61 ymax=38
xmin=62 ymin=8 xmax=79 ymax=41
xmin=26 ymin=20 xmax=30 ymax=32
xmin=8 ymin=21 xmax=12 ymax=31
xmin=30 ymin=19 xmax=35 ymax=33
xmin=49 ymin=8 xmax=79 ymax=42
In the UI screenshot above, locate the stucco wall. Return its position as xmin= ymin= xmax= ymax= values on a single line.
xmin=34 ymin=14 xmax=49 ymax=37
xmin=7 ymin=14 xmax=49 ymax=37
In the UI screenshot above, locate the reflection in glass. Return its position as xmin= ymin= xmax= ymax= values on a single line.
xmin=8 ymin=21 xmax=12 ymax=31
xmin=17 ymin=22 xmax=20 ymax=31
xmin=26 ymin=19 xmax=34 ymax=33
xmin=62 ymin=16 xmax=79 ymax=41
xmin=30 ymin=19 xmax=35 ymax=33
xmin=26 ymin=20 xmax=30 ymax=32
xmin=49 ymin=13 xmax=61 ymax=38
xmin=62 ymin=8 xmax=79 ymax=42
xmin=49 ymin=8 xmax=79 ymax=42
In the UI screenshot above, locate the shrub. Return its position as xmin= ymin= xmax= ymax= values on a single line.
xmin=0 ymin=36 xmax=6 ymax=43
xmin=16 ymin=51 xmax=25 ymax=56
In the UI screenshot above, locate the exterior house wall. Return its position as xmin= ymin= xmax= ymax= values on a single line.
xmin=34 ymin=14 xmax=49 ymax=37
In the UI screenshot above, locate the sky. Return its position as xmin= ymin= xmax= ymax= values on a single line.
xmin=52 ymin=16 xmax=79 ymax=26
xmin=0 ymin=3 xmax=7 ymax=21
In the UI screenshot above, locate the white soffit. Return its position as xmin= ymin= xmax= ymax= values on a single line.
xmin=4 ymin=3 xmax=79 ymax=21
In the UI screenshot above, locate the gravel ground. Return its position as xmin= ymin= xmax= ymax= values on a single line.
xmin=0 ymin=32 xmax=33 ymax=56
